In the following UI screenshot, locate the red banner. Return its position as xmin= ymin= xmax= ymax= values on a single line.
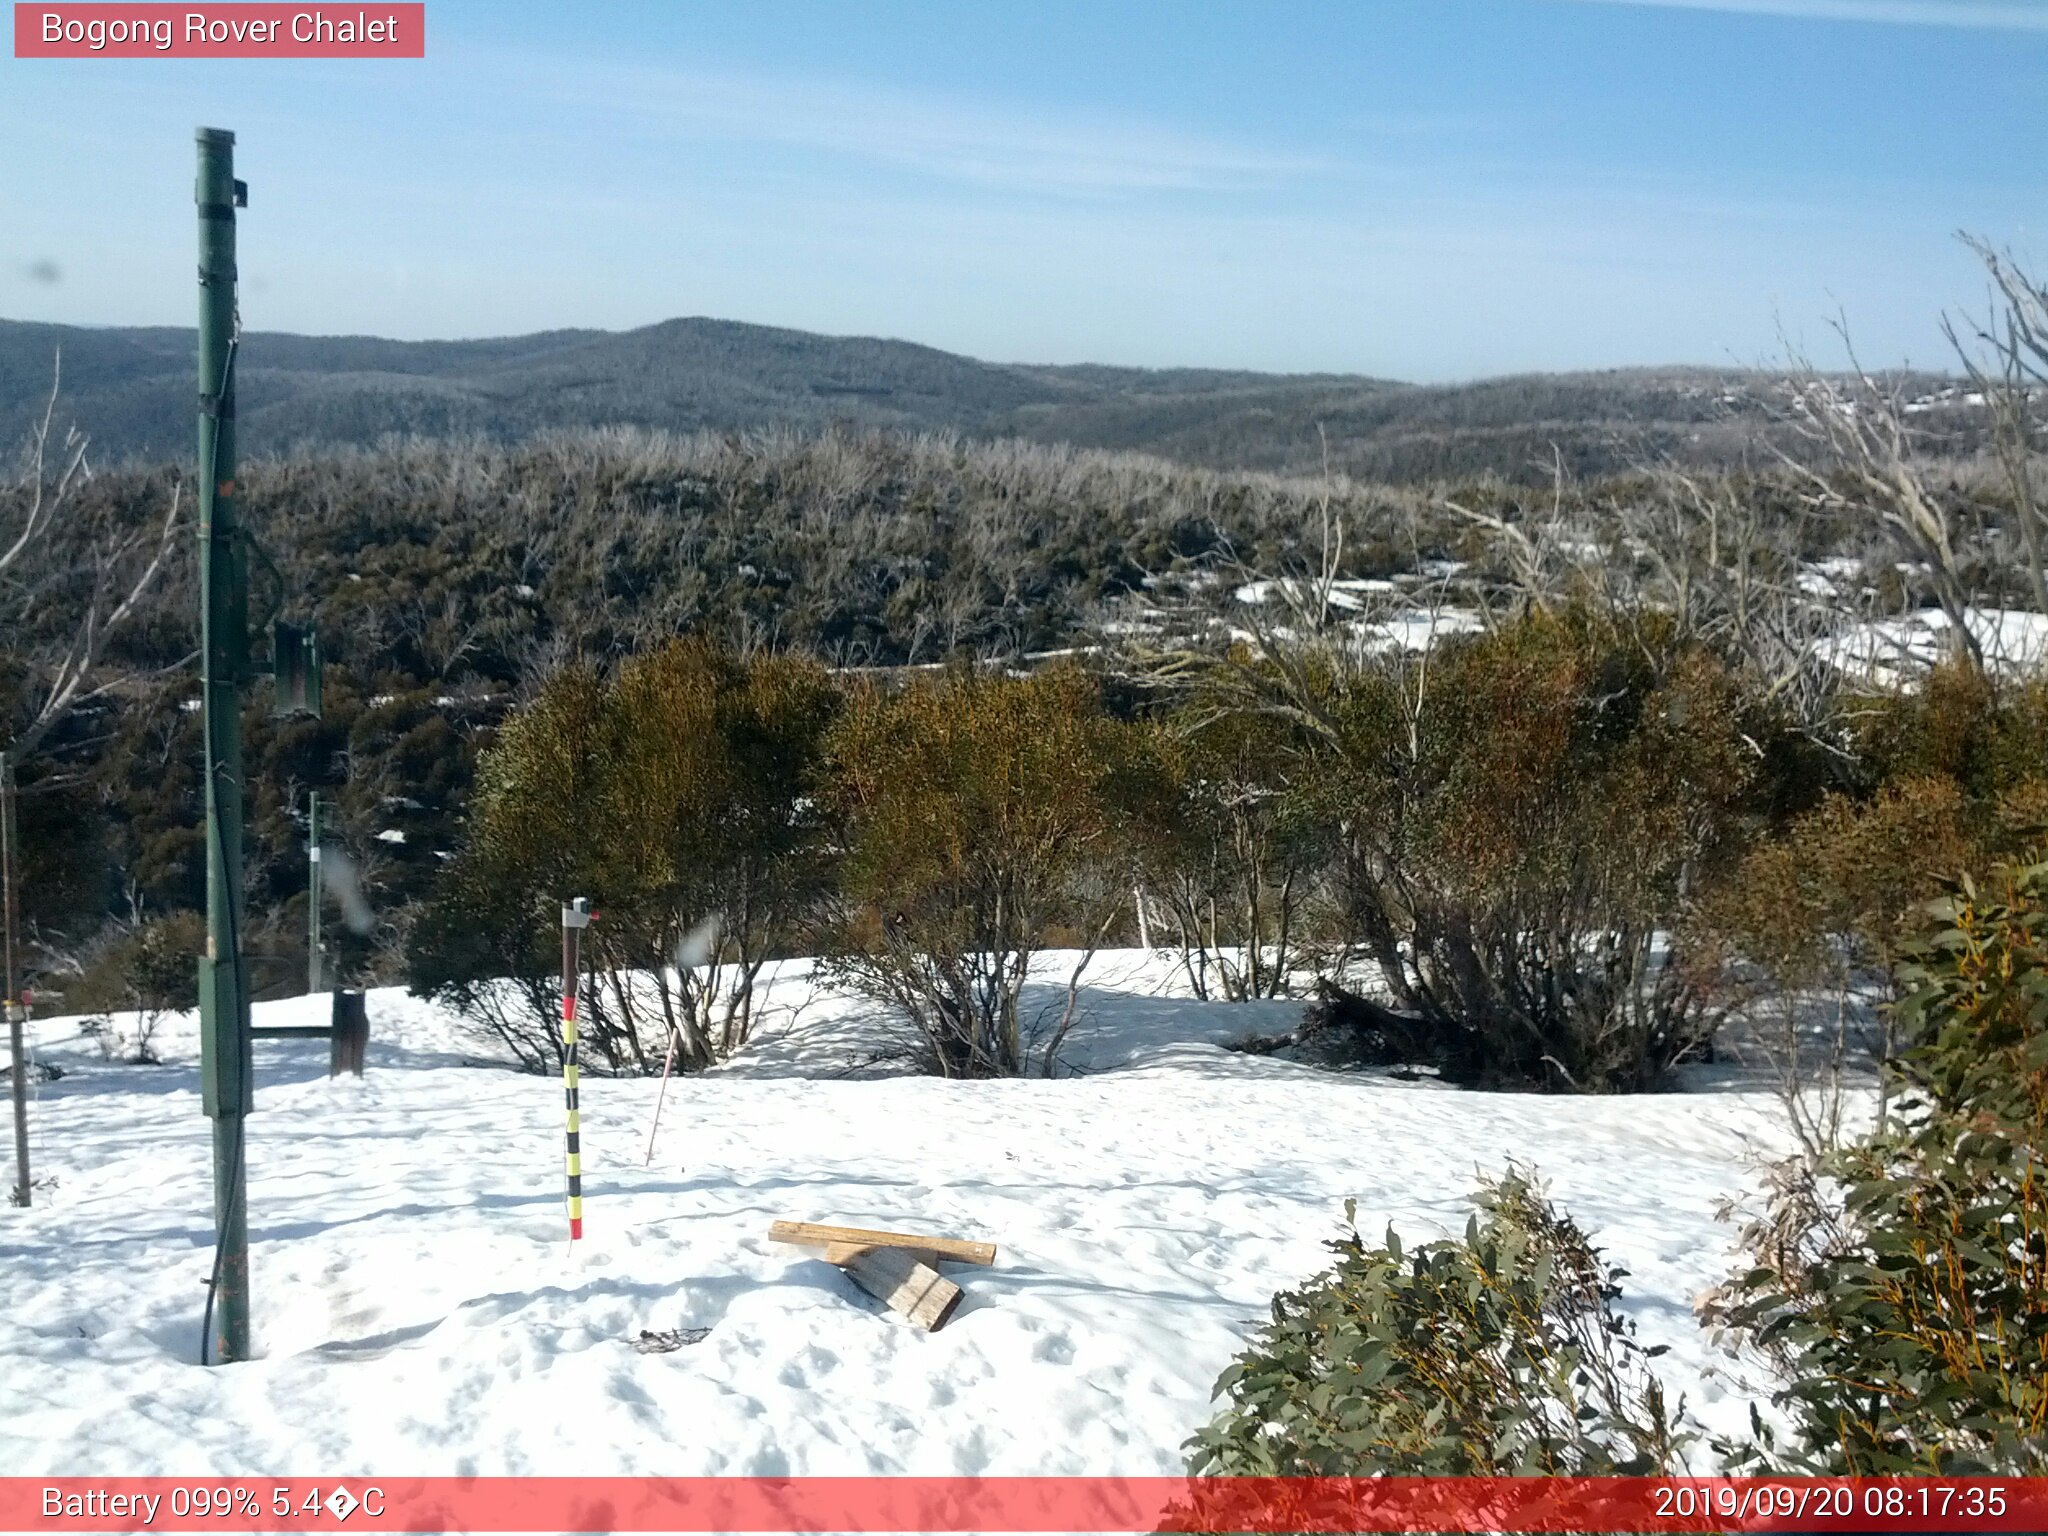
xmin=13 ymin=4 xmax=424 ymax=58
xmin=1 ymin=1476 xmax=2043 ymax=1532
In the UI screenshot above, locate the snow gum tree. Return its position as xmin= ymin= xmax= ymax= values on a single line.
xmin=597 ymin=641 xmax=839 ymax=1068
xmin=1335 ymin=610 xmax=1758 ymax=1089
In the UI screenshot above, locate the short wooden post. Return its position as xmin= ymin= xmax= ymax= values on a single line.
xmin=328 ymin=989 xmax=367 ymax=1078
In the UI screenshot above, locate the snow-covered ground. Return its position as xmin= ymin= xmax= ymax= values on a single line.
xmin=2 ymin=952 xmax=1814 ymax=1477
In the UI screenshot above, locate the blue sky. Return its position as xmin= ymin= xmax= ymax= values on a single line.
xmin=3 ymin=0 xmax=2044 ymax=379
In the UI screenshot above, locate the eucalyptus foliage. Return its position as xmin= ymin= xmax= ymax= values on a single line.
xmin=1714 ymin=855 xmax=2048 ymax=1473
xmin=1187 ymin=1171 xmax=1691 ymax=1477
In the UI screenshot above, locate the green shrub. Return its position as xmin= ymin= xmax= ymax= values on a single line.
xmin=1131 ymin=703 xmax=1328 ymax=1000
xmin=409 ymin=641 xmax=838 ymax=1073
xmin=60 ymin=911 xmax=205 ymax=1063
xmin=826 ymin=664 xmax=1145 ymax=1077
xmin=1302 ymin=608 xmax=1758 ymax=1090
xmin=1720 ymin=664 xmax=2048 ymax=985
xmin=1690 ymin=667 xmax=2048 ymax=1145
xmin=406 ymin=662 xmax=610 ymax=1070
xmin=1853 ymin=663 xmax=2048 ymax=808
xmin=1187 ymin=1171 xmax=1691 ymax=1476
xmin=1711 ymin=854 xmax=2048 ymax=1473
xmin=596 ymin=642 xmax=840 ymax=1066
xmin=1695 ymin=776 xmax=1978 ymax=991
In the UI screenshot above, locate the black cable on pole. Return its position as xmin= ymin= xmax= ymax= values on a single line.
xmin=197 ymin=752 xmax=247 ymax=1366
xmin=197 ymin=332 xmax=245 ymax=1368
xmin=198 ymin=1115 xmax=244 ymax=1367
xmin=198 ymin=733 xmax=246 ymax=1366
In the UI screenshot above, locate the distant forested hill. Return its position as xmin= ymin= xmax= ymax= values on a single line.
xmin=1 ymin=315 xmax=1966 ymax=482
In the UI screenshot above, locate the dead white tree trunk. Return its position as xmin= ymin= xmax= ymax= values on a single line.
xmin=1946 ymin=236 xmax=2048 ymax=622
xmin=1773 ymin=326 xmax=1983 ymax=674
xmin=3 ymin=354 xmax=184 ymax=1206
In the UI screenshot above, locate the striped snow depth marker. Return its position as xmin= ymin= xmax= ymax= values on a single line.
xmin=562 ymin=992 xmax=582 ymax=1240
xmin=561 ymin=898 xmax=594 ymax=1242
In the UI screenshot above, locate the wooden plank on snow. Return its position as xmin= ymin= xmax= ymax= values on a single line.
xmin=824 ymin=1241 xmax=942 ymax=1269
xmin=843 ymin=1245 xmax=963 ymax=1332
xmin=768 ymin=1219 xmax=996 ymax=1267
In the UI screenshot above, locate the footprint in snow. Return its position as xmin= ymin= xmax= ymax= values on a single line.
xmin=1032 ymin=1334 xmax=1075 ymax=1365
xmin=777 ymin=1344 xmax=840 ymax=1386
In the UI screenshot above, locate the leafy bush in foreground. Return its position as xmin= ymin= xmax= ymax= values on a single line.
xmin=1187 ymin=1171 xmax=1691 ymax=1476
xmin=1711 ymin=854 xmax=2048 ymax=1474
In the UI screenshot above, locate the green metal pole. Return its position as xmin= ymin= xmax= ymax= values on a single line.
xmin=195 ymin=126 xmax=252 ymax=1365
xmin=307 ymin=791 xmax=322 ymax=995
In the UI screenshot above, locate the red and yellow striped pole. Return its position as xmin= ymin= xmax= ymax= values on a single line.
xmin=561 ymin=897 xmax=593 ymax=1242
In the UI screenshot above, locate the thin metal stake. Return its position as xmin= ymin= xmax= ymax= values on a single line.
xmin=4 ymin=752 xmax=28 ymax=1208
xmin=643 ymin=1025 xmax=681 ymax=1166
xmin=306 ymin=791 xmax=323 ymax=995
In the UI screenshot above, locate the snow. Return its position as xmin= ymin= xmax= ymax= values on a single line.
xmin=1827 ymin=606 xmax=2048 ymax=686
xmin=1351 ymin=606 xmax=1486 ymax=654
xmin=1 ymin=951 xmax=1811 ymax=1478
xmin=1795 ymin=555 xmax=1867 ymax=599
xmin=1233 ymin=578 xmax=1399 ymax=611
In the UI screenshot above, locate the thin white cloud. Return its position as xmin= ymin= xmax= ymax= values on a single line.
xmin=531 ymin=64 xmax=1330 ymax=198
xmin=1576 ymin=0 xmax=2048 ymax=28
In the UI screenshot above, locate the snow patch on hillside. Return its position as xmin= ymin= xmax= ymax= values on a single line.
xmin=1827 ymin=606 xmax=2048 ymax=686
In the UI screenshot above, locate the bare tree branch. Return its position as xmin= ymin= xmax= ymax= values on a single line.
xmin=3 ymin=354 xmax=187 ymax=762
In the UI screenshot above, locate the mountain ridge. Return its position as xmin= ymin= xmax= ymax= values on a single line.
xmin=0 ymin=313 xmax=1956 ymax=482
